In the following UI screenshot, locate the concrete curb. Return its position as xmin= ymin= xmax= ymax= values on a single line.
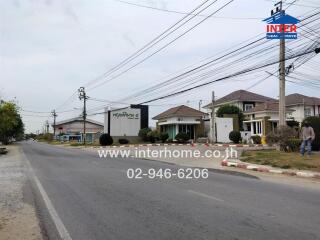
xmin=221 ymin=159 xmax=320 ymax=179
xmin=94 ymin=143 xmax=274 ymax=148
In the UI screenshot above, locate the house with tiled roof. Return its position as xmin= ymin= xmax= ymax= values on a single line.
xmin=286 ymin=93 xmax=320 ymax=123
xmin=203 ymin=89 xmax=276 ymax=112
xmin=243 ymin=101 xmax=295 ymax=136
xmin=202 ymin=90 xmax=276 ymax=141
xmin=243 ymin=93 xmax=320 ymax=136
xmin=153 ymin=105 xmax=207 ymax=140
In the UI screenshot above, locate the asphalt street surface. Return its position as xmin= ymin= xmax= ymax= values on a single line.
xmin=21 ymin=141 xmax=320 ymax=240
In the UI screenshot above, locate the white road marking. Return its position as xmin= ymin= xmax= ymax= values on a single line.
xmin=188 ymin=190 xmax=224 ymax=202
xmin=22 ymin=151 xmax=73 ymax=240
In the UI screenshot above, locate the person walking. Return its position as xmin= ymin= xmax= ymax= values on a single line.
xmin=300 ymin=121 xmax=315 ymax=157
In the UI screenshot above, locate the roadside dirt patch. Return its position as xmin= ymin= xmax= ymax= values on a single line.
xmin=0 ymin=145 xmax=42 ymax=240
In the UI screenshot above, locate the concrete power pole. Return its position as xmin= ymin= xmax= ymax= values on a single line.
xmin=210 ymin=91 xmax=216 ymax=143
xmin=274 ymin=1 xmax=286 ymax=126
xmin=51 ymin=110 xmax=57 ymax=138
xmin=45 ymin=120 xmax=49 ymax=134
xmin=78 ymin=87 xmax=88 ymax=145
xmin=198 ymin=100 xmax=203 ymax=111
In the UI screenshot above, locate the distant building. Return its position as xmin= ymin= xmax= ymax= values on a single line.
xmin=286 ymin=93 xmax=320 ymax=122
xmin=53 ymin=117 xmax=103 ymax=142
xmin=153 ymin=105 xmax=207 ymax=141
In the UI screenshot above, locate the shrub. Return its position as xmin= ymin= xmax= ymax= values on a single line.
xmin=159 ymin=132 xmax=169 ymax=143
xmin=99 ymin=133 xmax=113 ymax=146
xmin=286 ymin=138 xmax=301 ymax=152
xmin=175 ymin=132 xmax=190 ymax=143
xmin=138 ymin=128 xmax=152 ymax=141
xmin=229 ymin=130 xmax=241 ymax=143
xmin=266 ymin=126 xmax=298 ymax=151
xmin=287 ymin=120 xmax=300 ymax=128
xmin=70 ymin=142 xmax=83 ymax=147
xmin=36 ymin=133 xmax=53 ymax=142
xmin=251 ymin=135 xmax=261 ymax=144
xmin=147 ymin=130 xmax=159 ymax=143
xmin=118 ymin=138 xmax=129 ymax=144
xmin=302 ymin=116 xmax=320 ymax=151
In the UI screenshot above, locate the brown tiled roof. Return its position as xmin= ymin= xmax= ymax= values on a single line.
xmin=203 ymin=90 xmax=275 ymax=108
xmin=244 ymin=101 xmax=295 ymax=114
xmin=286 ymin=93 xmax=320 ymax=106
xmin=152 ymin=105 xmax=205 ymax=120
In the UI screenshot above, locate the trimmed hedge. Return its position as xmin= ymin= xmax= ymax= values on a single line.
xmin=159 ymin=132 xmax=169 ymax=143
xmin=118 ymin=138 xmax=129 ymax=144
xmin=99 ymin=134 xmax=113 ymax=146
xmin=138 ymin=128 xmax=152 ymax=141
xmin=175 ymin=132 xmax=190 ymax=143
xmin=229 ymin=130 xmax=241 ymax=143
xmin=147 ymin=130 xmax=159 ymax=143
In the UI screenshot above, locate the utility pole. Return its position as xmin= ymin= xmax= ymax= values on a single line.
xmin=51 ymin=110 xmax=57 ymax=139
xmin=210 ymin=91 xmax=216 ymax=143
xmin=78 ymin=87 xmax=88 ymax=145
xmin=45 ymin=120 xmax=49 ymax=134
xmin=198 ymin=100 xmax=203 ymax=111
xmin=272 ymin=1 xmax=286 ymax=126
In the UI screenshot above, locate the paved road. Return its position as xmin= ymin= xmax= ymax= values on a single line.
xmin=21 ymin=141 xmax=320 ymax=240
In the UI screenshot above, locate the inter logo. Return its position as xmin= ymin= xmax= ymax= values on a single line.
xmin=263 ymin=12 xmax=300 ymax=40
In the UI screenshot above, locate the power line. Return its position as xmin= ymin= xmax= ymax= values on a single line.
xmin=85 ymin=0 xmax=216 ymax=88
xmin=114 ymin=0 xmax=263 ymax=20
xmin=87 ymin=0 xmax=235 ymax=91
xmin=117 ymin=10 xmax=320 ymax=103
xmin=87 ymin=47 xmax=320 ymax=116
xmin=138 ymin=48 xmax=320 ymax=105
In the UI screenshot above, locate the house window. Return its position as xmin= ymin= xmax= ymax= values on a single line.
xmin=304 ymin=108 xmax=311 ymax=117
xmin=178 ymin=125 xmax=195 ymax=139
xmin=244 ymin=104 xmax=254 ymax=111
xmin=252 ymin=121 xmax=262 ymax=135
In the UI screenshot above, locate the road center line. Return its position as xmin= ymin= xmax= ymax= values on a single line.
xmin=187 ymin=190 xmax=224 ymax=202
xmin=21 ymin=150 xmax=73 ymax=240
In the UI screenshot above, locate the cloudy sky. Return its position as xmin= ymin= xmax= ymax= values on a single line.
xmin=0 ymin=0 xmax=319 ymax=133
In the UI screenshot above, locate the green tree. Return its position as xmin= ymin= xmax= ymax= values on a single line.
xmin=0 ymin=101 xmax=24 ymax=144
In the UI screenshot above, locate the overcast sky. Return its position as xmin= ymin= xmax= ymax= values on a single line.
xmin=1 ymin=0 xmax=319 ymax=133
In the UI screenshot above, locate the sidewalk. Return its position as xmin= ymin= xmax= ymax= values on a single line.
xmin=0 ymin=145 xmax=43 ymax=240
xmin=87 ymin=144 xmax=274 ymax=170
xmin=222 ymin=157 xmax=320 ymax=179
xmin=85 ymin=144 xmax=320 ymax=181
